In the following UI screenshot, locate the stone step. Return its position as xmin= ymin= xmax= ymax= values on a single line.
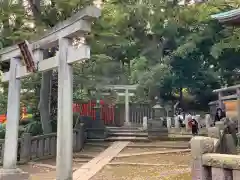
xmin=85 ymin=141 xmax=189 ymax=149
xmin=107 ymin=126 xmax=142 ymax=131
xmin=128 ymin=144 xmax=189 ymax=149
xmin=86 ymin=138 xmax=106 ymax=142
xmin=85 ymin=142 xmax=111 ymax=147
xmin=150 ymin=136 xmax=191 ymax=141
xmin=105 ymin=136 xmax=150 ymax=142
xmin=81 ymin=147 xmax=106 ymax=154
xmin=73 ymin=153 xmax=96 ymax=159
xmin=107 ymin=129 xmax=145 ymax=133
xmin=108 ymin=132 xmax=148 ymax=137
xmin=73 ymin=158 xmax=91 ymax=163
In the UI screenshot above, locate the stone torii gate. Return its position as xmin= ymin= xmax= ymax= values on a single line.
xmin=105 ymin=85 xmax=137 ymax=125
xmin=0 ymin=6 xmax=101 ymax=180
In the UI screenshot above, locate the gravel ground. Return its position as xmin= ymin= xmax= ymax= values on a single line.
xmin=91 ymin=151 xmax=191 ymax=180
xmin=113 ymin=151 xmax=191 ymax=165
xmin=162 ymin=172 xmax=191 ymax=180
xmin=91 ymin=164 xmax=190 ymax=180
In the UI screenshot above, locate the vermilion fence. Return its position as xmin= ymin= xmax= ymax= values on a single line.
xmin=2 ymin=102 xmax=151 ymax=126
xmin=73 ymin=100 xmax=115 ymax=125
xmin=1 ymin=100 xmax=115 ymax=125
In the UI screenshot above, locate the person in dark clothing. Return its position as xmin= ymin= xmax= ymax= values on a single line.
xmin=191 ymin=118 xmax=199 ymax=135
xmin=214 ymin=108 xmax=226 ymax=124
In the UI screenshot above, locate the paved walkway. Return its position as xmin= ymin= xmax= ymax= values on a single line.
xmin=73 ymin=141 xmax=130 ymax=180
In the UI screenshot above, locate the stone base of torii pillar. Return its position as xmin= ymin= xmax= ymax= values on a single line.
xmin=0 ymin=169 xmax=29 ymax=180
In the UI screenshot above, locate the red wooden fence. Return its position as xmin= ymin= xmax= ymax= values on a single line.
xmin=73 ymin=100 xmax=115 ymax=125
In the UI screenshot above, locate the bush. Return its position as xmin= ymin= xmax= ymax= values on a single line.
xmin=0 ymin=128 xmax=5 ymax=139
xmin=24 ymin=121 xmax=43 ymax=136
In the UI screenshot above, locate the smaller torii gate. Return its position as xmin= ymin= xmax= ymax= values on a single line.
xmin=0 ymin=6 xmax=101 ymax=180
xmin=105 ymin=85 xmax=138 ymax=125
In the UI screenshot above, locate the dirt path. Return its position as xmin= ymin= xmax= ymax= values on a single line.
xmin=91 ymin=150 xmax=191 ymax=180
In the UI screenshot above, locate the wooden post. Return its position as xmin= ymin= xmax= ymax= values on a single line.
xmin=236 ymin=88 xmax=240 ymax=133
xmin=3 ymin=58 xmax=21 ymax=169
xmin=75 ymin=129 xmax=82 ymax=151
xmin=56 ymin=38 xmax=73 ymax=180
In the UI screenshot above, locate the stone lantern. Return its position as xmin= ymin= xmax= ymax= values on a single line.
xmin=152 ymin=100 xmax=165 ymax=121
xmin=148 ymin=98 xmax=168 ymax=138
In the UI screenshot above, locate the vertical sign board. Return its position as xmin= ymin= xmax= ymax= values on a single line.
xmin=18 ymin=40 xmax=37 ymax=73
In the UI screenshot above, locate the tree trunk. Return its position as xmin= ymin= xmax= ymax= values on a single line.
xmin=179 ymin=86 xmax=184 ymax=112
xmin=50 ymin=70 xmax=58 ymax=120
xmin=38 ymin=70 xmax=52 ymax=134
xmin=28 ymin=0 xmax=54 ymax=133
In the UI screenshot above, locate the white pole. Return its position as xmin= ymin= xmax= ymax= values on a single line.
xmin=125 ymin=88 xmax=130 ymax=125
xmin=205 ymin=114 xmax=211 ymax=129
xmin=143 ymin=116 xmax=148 ymax=130
xmin=3 ymin=58 xmax=21 ymax=169
xmin=174 ymin=116 xmax=179 ymax=128
xmin=56 ymin=38 xmax=73 ymax=180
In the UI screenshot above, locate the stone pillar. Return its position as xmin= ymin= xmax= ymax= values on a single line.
xmin=124 ymin=88 xmax=130 ymax=125
xmin=20 ymin=133 xmax=31 ymax=163
xmin=0 ymin=57 xmax=29 ymax=179
xmin=56 ymin=38 xmax=73 ymax=180
xmin=142 ymin=116 xmax=147 ymax=130
xmin=95 ymin=100 xmax=101 ymax=121
xmin=166 ymin=117 xmax=172 ymax=129
xmin=236 ymin=88 xmax=240 ymax=133
xmin=218 ymin=92 xmax=223 ymax=109
xmin=190 ymin=136 xmax=215 ymax=180
xmin=174 ymin=116 xmax=179 ymax=128
xmin=3 ymin=58 xmax=21 ymax=169
xmin=208 ymin=127 xmax=221 ymax=139
xmin=205 ymin=114 xmax=211 ymax=129
xmin=215 ymin=121 xmax=224 ymax=131
xmin=233 ymin=170 xmax=240 ymax=180
xmin=212 ymin=168 xmax=232 ymax=180
xmin=185 ymin=114 xmax=191 ymax=131
xmin=195 ymin=115 xmax=201 ymax=129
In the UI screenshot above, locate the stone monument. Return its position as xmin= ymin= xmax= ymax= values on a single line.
xmin=147 ymin=99 xmax=168 ymax=139
xmin=205 ymin=114 xmax=211 ymax=129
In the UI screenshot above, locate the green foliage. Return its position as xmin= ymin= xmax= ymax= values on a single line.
xmin=24 ymin=121 xmax=43 ymax=136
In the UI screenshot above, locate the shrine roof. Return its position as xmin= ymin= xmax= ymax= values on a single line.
xmin=211 ymin=8 xmax=240 ymax=25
